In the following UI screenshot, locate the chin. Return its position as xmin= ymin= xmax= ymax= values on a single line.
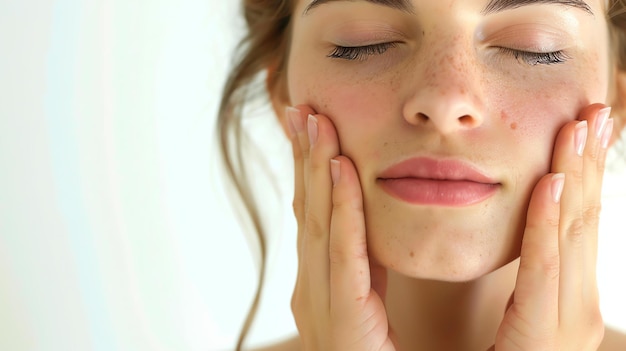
xmin=366 ymin=218 xmax=525 ymax=282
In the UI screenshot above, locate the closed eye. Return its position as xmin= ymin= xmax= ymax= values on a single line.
xmin=497 ymin=47 xmax=570 ymax=66
xmin=327 ymin=42 xmax=398 ymax=61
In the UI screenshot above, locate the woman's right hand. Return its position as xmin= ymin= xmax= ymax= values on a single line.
xmin=286 ymin=105 xmax=396 ymax=351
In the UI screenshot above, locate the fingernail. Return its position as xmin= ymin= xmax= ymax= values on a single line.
xmin=601 ymin=118 xmax=614 ymax=149
xmin=574 ymin=120 xmax=587 ymax=157
xmin=551 ymin=173 xmax=565 ymax=204
xmin=285 ymin=107 xmax=297 ymax=137
xmin=286 ymin=106 xmax=304 ymax=134
xmin=330 ymin=159 xmax=340 ymax=187
xmin=308 ymin=114 xmax=318 ymax=146
xmin=594 ymin=107 xmax=611 ymax=139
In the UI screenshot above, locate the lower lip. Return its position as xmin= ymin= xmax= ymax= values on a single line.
xmin=379 ymin=178 xmax=499 ymax=206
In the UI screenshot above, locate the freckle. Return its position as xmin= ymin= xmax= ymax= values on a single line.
xmin=384 ymin=142 xmax=388 ymax=147
xmin=510 ymin=122 xmax=518 ymax=130
xmin=410 ymin=251 xmax=415 ymax=258
xmin=500 ymin=110 xmax=508 ymax=121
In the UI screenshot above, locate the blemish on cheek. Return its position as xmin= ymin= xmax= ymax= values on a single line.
xmin=500 ymin=110 xmax=518 ymax=130
xmin=410 ymin=251 xmax=415 ymax=258
xmin=500 ymin=110 xmax=508 ymax=121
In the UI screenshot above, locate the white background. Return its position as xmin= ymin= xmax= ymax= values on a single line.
xmin=0 ymin=1 xmax=624 ymax=351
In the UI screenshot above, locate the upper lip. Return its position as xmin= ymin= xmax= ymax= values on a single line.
xmin=378 ymin=157 xmax=499 ymax=184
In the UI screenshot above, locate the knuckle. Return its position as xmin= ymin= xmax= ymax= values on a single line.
xmin=308 ymin=159 xmax=325 ymax=178
xmin=329 ymin=239 xmax=367 ymax=266
xmin=328 ymin=245 xmax=350 ymax=266
xmin=582 ymin=203 xmax=601 ymax=226
xmin=290 ymin=285 xmax=309 ymax=320
xmin=544 ymin=215 xmax=561 ymax=229
xmin=306 ymin=213 xmax=327 ymax=239
xmin=328 ymin=245 xmax=345 ymax=266
xmin=564 ymin=217 xmax=585 ymax=247
xmin=540 ymin=257 xmax=561 ymax=280
xmin=290 ymin=294 xmax=301 ymax=316
xmin=332 ymin=196 xmax=364 ymax=213
xmin=520 ymin=250 xmax=560 ymax=280
xmin=292 ymin=197 xmax=305 ymax=216
xmin=300 ymin=143 xmax=311 ymax=161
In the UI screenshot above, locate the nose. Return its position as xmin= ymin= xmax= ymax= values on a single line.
xmin=402 ymin=44 xmax=484 ymax=134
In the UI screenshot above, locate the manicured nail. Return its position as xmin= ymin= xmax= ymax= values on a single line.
xmin=551 ymin=173 xmax=565 ymax=204
xmin=286 ymin=106 xmax=305 ymax=134
xmin=595 ymin=107 xmax=611 ymax=139
xmin=601 ymin=118 xmax=614 ymax=149
xmin=574 ymin=120 xmax=588 ymax=157
xmin=330 ymin=159 xmax=341 ymax=187
xmin=308 ymin=114 xmax=318 ymax=146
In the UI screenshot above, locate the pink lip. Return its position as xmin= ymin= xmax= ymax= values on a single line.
xmin=378 ymin=157 xmax=500 ymax=206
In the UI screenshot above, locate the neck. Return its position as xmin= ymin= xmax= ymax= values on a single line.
xmin=385 ymin=259 xmax=519 ymax=351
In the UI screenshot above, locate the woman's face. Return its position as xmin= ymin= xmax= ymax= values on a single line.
xmin=285 ymin=0 xmax=611 ymax=281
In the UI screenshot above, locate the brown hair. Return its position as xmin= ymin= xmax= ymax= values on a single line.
xmin=217 ymin=1 xmax=626 ymax=349
xmin=610 ymin=1 xmax=626 ymax=70
xmin=217 ymin=1 xmax=291 ymax=350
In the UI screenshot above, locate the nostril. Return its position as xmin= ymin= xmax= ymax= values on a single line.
xmin=417 ymin=113 xmax=430 ymax=122
xmin=459 ymin=115 xmax=477 ymax=127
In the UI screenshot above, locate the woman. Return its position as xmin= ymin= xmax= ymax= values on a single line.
xmin=219 ymin=0 xmax=626 ymax=349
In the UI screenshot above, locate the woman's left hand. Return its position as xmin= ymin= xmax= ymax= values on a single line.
xmin=492 ymin=104 xmax=614 ymax=351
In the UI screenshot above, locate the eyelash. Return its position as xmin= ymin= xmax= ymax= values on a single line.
xmin=327 ymin=42 xmax=398 ymax=61
xmin=497 ymin=47 xmax=570 ymax=66
xmin=327 ymin=43 xmax=570 ymax=66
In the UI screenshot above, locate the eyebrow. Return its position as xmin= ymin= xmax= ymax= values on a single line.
xmin=303 ymin=0 xmax=415 ymax=15
xmin=482 ymin=0 xmax=593 ymax=15
xmin=302 ymin=0 xmax=593 ymax=16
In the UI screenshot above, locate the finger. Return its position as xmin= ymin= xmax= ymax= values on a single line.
xmin=328 ymin=156 xmax=371 ymax=316
xmin=294 ymin=106 xmax=317 ymax=196
xmin=287 ymin=105 xmax=318 ymax=258
xmin=287 ymin=105 xmax=318 ymax=337
xmin=580 ymin=104 xmax=610 ymax=203
xmin=305 ymin=113 xmax=341 ymax=317
xmin=286 ymin=106 xmax=310 ymax=338
xmin=287 ymin=107 xmax=305 ymax=239
xmin=513 ymin=173 xmax=562 ymax=334
xmin=551 ymin=118 xmax=587 ymax=319
xmin=578 ymin=105 xmax=612 ymax=298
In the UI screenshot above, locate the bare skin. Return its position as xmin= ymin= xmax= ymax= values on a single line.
xmin=264 ymin=103 xmax=622 ymax=351
xmin=244 ymin=0 xmax=626 ymax=350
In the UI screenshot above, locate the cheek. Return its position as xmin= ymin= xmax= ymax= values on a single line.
xmin=490 ymin=64 xmax=606 ymax=159
xmin=289 ymin=65 xmax=400 ymax=153
xmin=494 ymin=82 xmax=578 ymax=143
